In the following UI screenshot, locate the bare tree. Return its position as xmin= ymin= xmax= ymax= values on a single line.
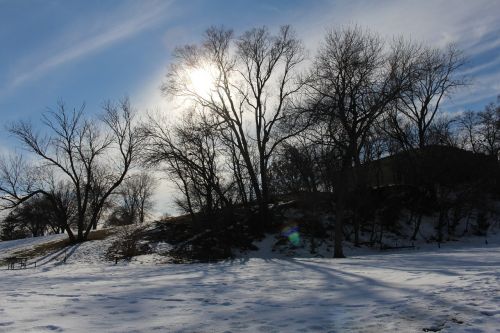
xmin=142 ymin=110 xmax=231 ymax=220
xmin=477 ymin=99 xmax=500 ymax=158
xmin=391 ymin=44 xmax=466 ymax=149
xmin=47 ymin=180 xmax=77 ymax=234
xmin=0 ymin=154 xmax=40 ymax=208
xmin=114 ymin=172 xmax=156 ymax=225
xmin=457 ymin=110 xmax=481 ymax=152
xmin=1 ymin=195 xmax=62 ymax=238
xmin=134 ymin=173 xmax=156 ymax=224
xmin=163 ymin=25 xmax=307 ymax=228
xmin=455 ymin=97 xmax=500 ymax=157
xmin=426 ymin=114 xmax=460 ymax=147
xmin=0 ymin=99 xmax=141 ymax=242
xmin=307 ymin=27 xmax=416 ymax=257
xmin=0 ymin=157 xmax=81 ymax=239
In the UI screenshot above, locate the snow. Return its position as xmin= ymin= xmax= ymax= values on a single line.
xmin=1 ymin=234 xmax=499 ymax=332
xmin=0 ymin=234 xmax=66 ymax=261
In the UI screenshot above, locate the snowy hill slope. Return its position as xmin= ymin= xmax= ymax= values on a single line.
xmin=1 ymin=233 xmax=499 ymax=332
xmin=0 ymin=234 xmax=66 ymax=262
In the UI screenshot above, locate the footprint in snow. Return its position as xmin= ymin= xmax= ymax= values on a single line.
xmin=307 ymin=325 xmax=327 ymax=331
xmin=373 ymin=313 xmax=391 ymax=318
xmin=480 ymin=310 xmax=499 ymax=316
xmin=33 ymin=325 xmax=64 ymax=332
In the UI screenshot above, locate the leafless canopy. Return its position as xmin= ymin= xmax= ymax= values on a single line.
xmin=388 ymin=44 xmax=467 ymax=149
xmin=159 ymin=25 xmax=308 ymax=224
xmin=0 ymin=98 xmax=141 ymax=242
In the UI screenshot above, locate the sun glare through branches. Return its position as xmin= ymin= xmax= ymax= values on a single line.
xmin=186 ymin=65 xmax=218 ymax=99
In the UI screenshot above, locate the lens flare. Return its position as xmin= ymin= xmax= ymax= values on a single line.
xmin=282 ymin=223 xmax=300 ymax=246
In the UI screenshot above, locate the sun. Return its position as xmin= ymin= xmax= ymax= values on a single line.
xmin=187 ymin=65 xmax=217 ymax=98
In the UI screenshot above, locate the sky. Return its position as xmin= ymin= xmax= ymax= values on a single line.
xmin=1 ymin=0 xmax=500 ymax=214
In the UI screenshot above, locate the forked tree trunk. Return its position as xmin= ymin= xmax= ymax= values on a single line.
xmin=65 ymin=225 xmax=76 ymax=243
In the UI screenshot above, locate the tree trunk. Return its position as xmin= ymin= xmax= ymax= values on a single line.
xmin=259 ymin=164 xmax=271 ymax=230
xmin=437 ymin=209 xmax=448 ymax=243
xmin=139 ymin=198 xmax=145 ymax=224
xmin=77 ymin=220 xmax=84 ymax=242
xmin=379 ymin=221 xmax=384 ymax=249
xmin=353 ymin=214 xmax=360 ymax=247
xmin=65 ymin=225 xmax=76 ymax=243
xmin=411 ymin=214 xmax=423 ymax=241
xmin=334 ymin=157 xmax=350 ymax=258
xmin=333 ymin=142 xmax=357 ymax=259
xmin=463 ymin=211 xmax=471 ymax=235
xmin=370 ymin=218 xmax=376 ymax=245
xmin=418 ymin=124 xmax=425 ymax=149
xmin=334 ymin=190 xmax=346 ymax=258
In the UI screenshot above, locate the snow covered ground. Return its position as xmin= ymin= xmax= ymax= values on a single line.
xmin=0 ymin=234 xmax=66 ymax=261
xmin=1 ymin=234 xmax=499 ymax=332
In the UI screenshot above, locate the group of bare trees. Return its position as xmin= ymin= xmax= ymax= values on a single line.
xmin=106 ymin=172 xmax=156 ymax=226
xmin=139 ymin=26 xmax=310 ymax=231
xmin=0 ymin=195 xmax=64 ymax=240
xmin=143 ymin=25 xmax=474 ymax=257
xmin=0 ymin=99 xmax=153 ymax=242
xmin=457 ymin=99 xmax=500 ymax=157
xmin=1 ymin=24 xmax=496 ymax=256
xmin=305 ymin=29 xmax=422 ymax=256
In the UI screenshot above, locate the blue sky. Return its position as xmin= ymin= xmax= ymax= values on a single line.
xmin=1 ymin=0 xmax=500 ymax=140
xmin=1 ymin=0 xmax=500 ymax=212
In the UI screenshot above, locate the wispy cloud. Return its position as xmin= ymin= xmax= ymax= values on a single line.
xmin=134 ymin=66 xmax=170 ymax=115
xmin=293 ymin=0 xmax=499 ymax=47
xmin=290 ymin=0 xmax=500 ymax=110
xmin=461 ymin=54 xmax=500 ymax=76
xmin=2 ymin=1 xmax=172 ymax=96
xmin=449 ymin=71 xmax=500 ymax=109
xmin=132 ymin=0 xmax=500 ymax=116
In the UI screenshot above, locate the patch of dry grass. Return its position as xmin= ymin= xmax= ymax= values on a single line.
xmin=0 ymin=228 xmax=116 ymax=267
xmin=87 ymin=228 xmax=114 ymax=241
xmin=0 ymin=238 xmax=69 ymax=267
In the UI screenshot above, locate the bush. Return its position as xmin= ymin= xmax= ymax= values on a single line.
xmin=106 ymin=225 xmax=150 ymax=260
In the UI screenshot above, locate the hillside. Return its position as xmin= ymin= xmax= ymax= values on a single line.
xmin=1 ymin=231 xmax=499 ymax=332
xmin=1 ymin=195 xmax=499 ymax=333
